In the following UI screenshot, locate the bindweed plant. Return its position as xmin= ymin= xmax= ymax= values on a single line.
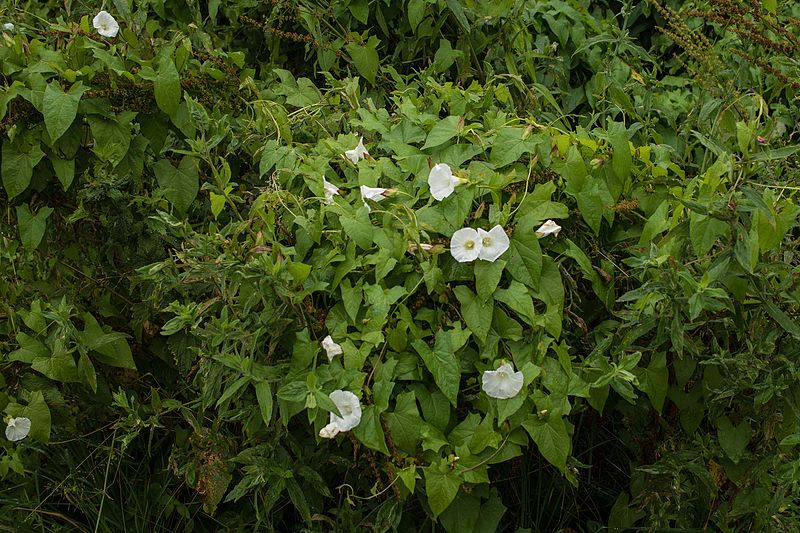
xmin=1 ymin=1 xmax=799 ymax=531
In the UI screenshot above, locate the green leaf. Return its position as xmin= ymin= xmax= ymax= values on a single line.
xmin=31 ymin=340 xmax=80 ymax=383
xmin=408 ymin=0 xmax=426 ymax=32
xmin=87 ymin=116 xmax=131 ymax=167
xmin=155 ymin=53 xmax=181 ymax=116
xmin=340 ymin=206 xmax=374 ymax=249
xmin=690 ymin=212 xmax=729 ymax=256
xmin=504 ymin=231 xmax=542 ymax=289
xmin=608 ymin=121 xmax=631 ymax=182
xmin=78 ymin=313 xmax=136 ymax=369
xmin=638 ymin=200 xmax=669 ymax=245
xmin=453 ymin=286 xmax=493 ymax=343
xmin=633 ymin=352 xmax=668 ymax=413
xmin=424 ymin=462 xmax=461 ymax=517
xmin=5 ymin=391 xmax=51 ymax=442
xmin=432 ymin=39 xmax=463 ymax=73
xmin=576 ymin=177 xmax=614 ymax=235
xmin=422 ymin=115 xmax=462 ymax=150
xmin=78 ymin=351 xmax=98 ymax=393
xmin=353 ymin=405 xmax=390 ymax=454
xmin=522 ymin=414 xmax=570 ymax=473
xmin=16 ymin=204 xmax=53 ymax=250
xmin=412 ymin=330 xmax=461 ymax=406
xmin=717 ymin=416 xmax=750 ymax=463
xmin=444 ymin=0 xmax=470 ymax=31
xmin=490 ymin=127 xmax=535 ymax=167
xmin=474 ymin=259 xmax=505 ymax=302
xmin=51 ymin=155 xmax=75 ymax=190
xmin=2 ymin=139 xmax=44 ymax=199
xmin=493 ymin=281 xmax=536 ymax=326
xmin=254 ymin=380 xmax=274 ymax=427
xmin=154 ymin=156 xmax=199 ymax=214
xmin=8 ymin=333 xmax=49 ymax=363
xmin=345 ymin=36 xmax=380 ymax=85
xmin=42 ymin=81 xmax=86 ymax=143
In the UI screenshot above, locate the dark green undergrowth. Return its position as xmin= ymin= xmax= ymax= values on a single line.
xmin=1 ymin=0 xmax=800 ymax=531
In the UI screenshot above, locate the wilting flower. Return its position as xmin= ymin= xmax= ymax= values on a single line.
xmin=450 ymin=227 xmax=482 ymax=263
xmin=428 ymin=163 xmax=461 ymax=201
xmin=2 ymin=23 xmax=14 ymax=32
xmin=5 ymin=417 xmax=31 ymax=442
xmin=535 ymin=220 xmax=561 ymax=237
xmin=345 ymin=137 xmax=369 ymax=164
xmin=407 ymin=242 xmax=434 ymax=254
xmin=322 ymin=177 xmax=339 ymax=204
xmin=756 ymin=136 xmax=767 ymax=145
xmin=319 ymin=390 xmax=362 ymax=439
xmin=321 ymin=335 xmax=342 ymax=361
xmin=477 ymin=225 xmax=509 ymax=262
xmin=93 ymin=11 xmax=119 ymax=38
xmin=482 ymin=363 xmax=524 ymax=399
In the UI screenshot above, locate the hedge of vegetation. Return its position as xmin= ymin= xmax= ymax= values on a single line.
xmin=1 ymin=0 xmax=799 ymax=531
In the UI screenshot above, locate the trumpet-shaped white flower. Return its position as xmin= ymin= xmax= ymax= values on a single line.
xmin=482 ymin=363 xmax=524 ymax=399
xmin=535 ymin=220 xmax=562 ymax=237
xmin=5 ymin=417 xmax=31 ymax=442
xmin=450 ymin=227 xmax=482 ymax=263
xmin=3 ymin=23 xmax=14 ymax=32
xmin=322 ymin=177 xmax=339 ymax=204
xmin=428 ymin=163 xmax=461 ymax=201
xmin=321 ymin=335 xmax=343 ymax=361
xmin=319 ymin=390 xmax=362 ymax=438
xmin=477 ymin=225 xmax=510 ymax=262
xmin=93 ymin=11 xmax=119 ymax=38
xmin=344 ymin=137 xmax=369 ymax=164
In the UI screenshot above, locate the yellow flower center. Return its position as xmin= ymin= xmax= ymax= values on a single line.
xmin=464 ymin=240 xmax=475 ymax=250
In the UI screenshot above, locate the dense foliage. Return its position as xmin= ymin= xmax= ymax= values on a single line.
xmin=1 ymin=0 xmax=799 ymax=531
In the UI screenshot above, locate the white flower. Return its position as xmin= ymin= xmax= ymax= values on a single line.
xmin=322 ymin=177 xmax=339 ymax=204
xmin=321 ymin=335 xmax=342 ymax=361
xmin=344 ymin=137 xmax=369 ymax=164
xmin=360 ymin=185 xmax=389 ymax=212
xmin=93 ymin=11 xmax=119 ymax=38
xmin=5 ymin=417 xmax=31 ymax=442
xmin=428 ymin=163 xmax=461 ymax=201
xmin=482 ymin=363 xmax=524 ymax=399
xmin=477 ymin=225 xmax=509 ymax=262
xmin=319 ymin=390 xmax=362 ymax=439
xmin=2 ymin=23 xmax=14 ymax=32
xmin=360 ymin=185 xmax=387 ymax=201
xmin=535 ymin=220 xmax=562 ymax=237
xmin=450 ymin=227 xmax=482 ymax=263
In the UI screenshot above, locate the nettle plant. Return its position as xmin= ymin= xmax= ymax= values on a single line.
xmin=131 ymin=63 xmax=680 ymax=524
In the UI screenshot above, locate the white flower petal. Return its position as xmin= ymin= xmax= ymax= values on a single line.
xmin=92 ymin=11 xmax=119 ymax=38
xmin=482 ymin=363 xmax=524 ymax=399
xmin=477 ymin=225 xmax=510 ymax=262
xmin=450 ymin=227 xmax=482 ymax=263
xmin=5 ymin=417 xmax=31 ymax=442
xmin=535 ymin=220 xmax=561 ymax=237
xmin=360 ymin=185 xmax=387 ymax=202
xmin=344 ymin=137 xmax=369 ymax=164
xmin=322 ymin=177 xmax=339 ymax=204
xmin=319 ymin=422 xmax=341 ymax=439
xmin=327 ymin=390 xmax=362 ymax=433
xmin=428 ymin=163 xmax=460 ymax=201
xmin=322 ymin=335 xmax=343 ymax=361
xmin=3 ymin=23 xmax=14 ymax=32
